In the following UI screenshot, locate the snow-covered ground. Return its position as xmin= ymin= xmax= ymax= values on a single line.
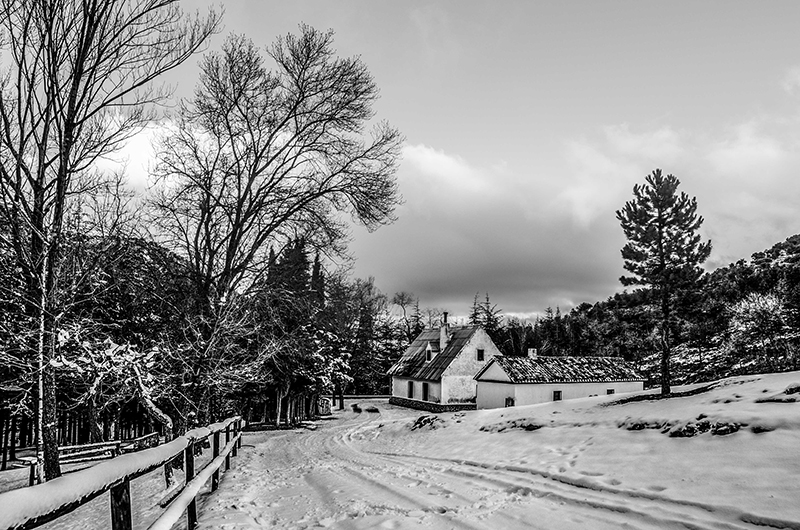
xmin=198 ymin=371 xmax=800 ymax=529
xmin=2 ymin=371 xmax=798 ymax=529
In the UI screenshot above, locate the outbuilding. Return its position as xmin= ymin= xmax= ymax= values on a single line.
xmin=474 ymin=353 xmax=645 ymax=409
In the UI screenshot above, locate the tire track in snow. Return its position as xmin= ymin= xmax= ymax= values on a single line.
xmin=368 ymin=450 xmax=796 ymax=530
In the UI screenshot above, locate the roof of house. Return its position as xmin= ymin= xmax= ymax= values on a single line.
xmin=387 ymin=326 xmax=478 ymax=381
xmin=474 ymin=355 xmax=645 ymax=384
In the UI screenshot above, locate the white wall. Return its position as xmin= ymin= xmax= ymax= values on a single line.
xmin=476 ymin=380 xmax=644 ymax=409
xmin=441 ymin=328 xmax=502 ymax=403
xmin=476 ymin=381 xmax=515 ymax=409
xmin=392 ymin=377 xmax=441 ymax=403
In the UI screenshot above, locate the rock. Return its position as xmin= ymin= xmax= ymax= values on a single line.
xmin=711 ymin=422 xmax=740 ymax=436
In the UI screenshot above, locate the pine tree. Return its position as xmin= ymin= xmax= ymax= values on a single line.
xmin=266 ymin=246 xmax=277 ymax=286
xmin=468 ymin=293 xmax=482 ymax=326
xmin=480 ymin=293 xmax=504 ymax=345
xmin=616 ymin=169 xmax=712 ymax=394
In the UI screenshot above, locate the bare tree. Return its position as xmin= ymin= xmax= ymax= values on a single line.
xmin=150 ymin=27 xmax=403 ymax=303
xmin=0 ymin=0 xmax=220 ymax=480
xmin=148 ymin=27 xmax=402 ymax=419
xmin=392 ymin=291 xmax=421 ymax=342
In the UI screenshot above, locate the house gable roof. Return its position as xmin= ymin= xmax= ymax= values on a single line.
xmin=474 ymin=355 xmax=645 ymax=384
xmin=387 ymin=326 xmax=478 ymax=381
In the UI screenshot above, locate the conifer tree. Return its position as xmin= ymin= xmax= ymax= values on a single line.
xmin=310 ymin=252 xmax=325 ymax=307
xmin=468 ymin=293 xmax=482 ymax=327
xmin=616 ymin=169 xmax=712 ymax=394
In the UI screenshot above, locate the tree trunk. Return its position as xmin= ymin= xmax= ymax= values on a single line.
xmin=660 ymin=290 xmax=671 ymax=395
xmin=41 ymin=367 xmax=61 ymax=481
xmin=274 ymin=388 xmax=284 ymax=428
xmin=9 ymin=415 xmax=17 ymax=461
xmin=1 ymin=412 xmax=8 ymax=471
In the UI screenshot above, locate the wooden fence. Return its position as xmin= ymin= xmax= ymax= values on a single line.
xmin=0 ymin=417 xmax=243 ymax=530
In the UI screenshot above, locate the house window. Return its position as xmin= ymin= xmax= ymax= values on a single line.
xmin=553 ymin=390 xmax=562 ymax=401
xmin=422 ymin=382 xmax=429 ymax=401
xmin=477 ymin=348 xmax=485 ymax=361
xmin=607 ymin=389 xmax=615 ymax=395
xmin=408 ymin=381 xmax=414 ymax=399
xmin=504 ymin=397 xmax=515 ymax=408
xmin=426 ymin=349 xmax=432 ymax=362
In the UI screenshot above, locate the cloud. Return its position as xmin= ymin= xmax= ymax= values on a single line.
xmin=706 ymin=122 xmax=785 ymax=177
xmin=554 ymin=118 xmax=800 ymax=274
xmin=555 ymin=125 xmax=685 ymax=228
xmin=351 ymin=143 xmax=625 ymax=315
xmin=604 ymin=124 xmax=684 ymax=161
xmin=781 ymin=66 xmax=800 ymax=94
xmin=93 ymin=124 xmax=159 ymax=190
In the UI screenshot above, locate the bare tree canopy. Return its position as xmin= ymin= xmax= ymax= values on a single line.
xmin=0 ymin=0 xmax=220 ymax=480
xmin=150 ymin=26 xmax=403 ymax=301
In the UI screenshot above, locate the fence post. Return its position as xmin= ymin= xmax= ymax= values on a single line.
xmin=110 ymin=477 xmax=133 ymax=530
xmin=211 ymin=431 xmax=220 ymax=492
xmin=237 ymin=419 xmax=243 ymax=449
xmin=224 ymin=424 xmax=230 ymax=470
xmin=185 ymin=441 xmax=197 ymax=528
xmin=231 ymin=421 xmax=238 ymax=457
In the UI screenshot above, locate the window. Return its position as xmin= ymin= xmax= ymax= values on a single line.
xmin=607 ymin=389 xmax=615 ymax=395
xmin=408 ymin=381 xmax=414 ymax=399
xmin=422 ymin=382 xmax=429 ymax=401
xmin=553 ymin=390 xmax=562 ymax=401
xmin=504 ymin=397 xmax=515 ymax=408
xmin=426 ymin=349 xmax=432 ymax=362
xmin=477 ymin=348 xmax=485 ymax=361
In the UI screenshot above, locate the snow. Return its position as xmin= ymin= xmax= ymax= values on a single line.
xmin=196 ymin=371 xmax=800 ymax=529
xmin=3 ymin=378 xmax=799 ymax=529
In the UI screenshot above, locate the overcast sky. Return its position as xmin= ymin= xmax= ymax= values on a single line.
xmin=124 ymin=1 xmax=800 ymax=318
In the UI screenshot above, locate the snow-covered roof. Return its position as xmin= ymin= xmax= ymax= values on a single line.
xmin=475 ymin=355 xmax=645 ymax=384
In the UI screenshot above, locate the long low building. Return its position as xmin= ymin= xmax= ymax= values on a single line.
xmin=474 ymin=354 xmax=645 ymax=409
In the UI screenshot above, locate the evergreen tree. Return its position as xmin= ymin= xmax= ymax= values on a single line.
xmin=266 ymin=246 xmax=277 ymax=286
xmin=616 ymin=169 xmax=711 ymax=394
xmin=479 ymin=293 xmax=504 ymax=345
xmin=310 ymin=252 xmax=325 ymax=307
xmin=468 ymin=293 xmax=482 ymax=326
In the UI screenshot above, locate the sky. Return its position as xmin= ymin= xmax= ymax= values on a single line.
xmin=119 ymin=1 xmax=800 ymax=319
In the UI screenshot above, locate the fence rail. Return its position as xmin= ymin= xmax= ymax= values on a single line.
xmin=0 ymin=416 xmax=243 ymax=530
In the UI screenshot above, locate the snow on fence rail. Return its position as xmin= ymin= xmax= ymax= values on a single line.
xmin=0 ymin=416 xmax=243 ymax=530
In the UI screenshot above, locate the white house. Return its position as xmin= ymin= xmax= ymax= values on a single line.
xmin=474 ymin=353 xmax=645 ymax=409
xmin=387 ymin=313 xmax=501 ymax=411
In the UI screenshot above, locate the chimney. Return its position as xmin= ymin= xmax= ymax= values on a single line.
xmin=528 ymin=348 xmax=538 ymax=358
xmin=440 ymin=311 xmax=450 ymax=350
